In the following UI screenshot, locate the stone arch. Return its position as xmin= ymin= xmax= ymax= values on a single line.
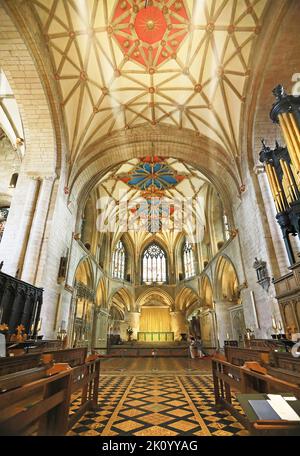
xmin=214 ymin=255 xmax=240 ymax=302
xmin=108 ymin=287 xmax=133 ymax=314
xmin=73 ymin=257 xmax=94 ymax=290
xmin=69 ymin=126 xmax=240 ymax=215
xmin=95 ymin=277 xmax=108 ymax=309
xmin=70 ymin=257 xmax=95 ymax=347
xmin=176 ymin=286 xmax=200 ymax=313
xmin=199 ymin=274 xmax=213 ymax=308
xmin=213 ymin=255 xmax=246 ymax=347
xmin=0 ymin=3 xmax=64 ymax=175
xmin=136 ymin=288 xmax=174 ymax=311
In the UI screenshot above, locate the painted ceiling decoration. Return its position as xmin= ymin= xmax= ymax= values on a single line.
xmin=96 ymin=157 xmax=210 ymax=239
xmin=31 ymin=0 xmax=270 ymax=163
xmin=117 ymin=152 xmax=186 ymax=231
xmin=111 ymin=1 xmax=189 ymax=68
xmin=118 ymin=154 xmax=186 ymax=191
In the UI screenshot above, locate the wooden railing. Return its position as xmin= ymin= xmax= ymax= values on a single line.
xmin=137 ymin=332 xmax=174 ymax=342
xmin=68 ymin=356 xmax=100 ymax=430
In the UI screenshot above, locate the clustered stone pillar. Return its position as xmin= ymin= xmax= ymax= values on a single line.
xmin=214 ymin=300 xmax=233 ymax=348
xmin=22 ymin=176 xmax=55 ymax=284
xmin=170 ymin=311 xmax=188 ymax=341
xmin=0 ymin=175 xmax=40 ymax=277
xmin=93 ymin=308 xmax=110 ymax=350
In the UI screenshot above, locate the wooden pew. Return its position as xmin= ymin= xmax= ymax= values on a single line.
xmin=0 ymin=347 xmax=87 ymax=377
xmin=212 ymin=357 xmax=300 ymax=433
xmin=224 ymin=346 xmax=270 ymax=366
xmin=267 ymin=351 xmax=300 ymax=386
xmin=68 ymin=355 xmax=100 ymax=430
xmin=0 ymin=354 xmax=100 ymax=436
xmin=0 ymin=369 xmax=72 ymax=436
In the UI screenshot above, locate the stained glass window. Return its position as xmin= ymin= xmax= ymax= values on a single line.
xmin=111 ymin=240 xmax=126 ymax=280
xmin=142 ymin=243 xmax=167 ymax=283
xmin=183 ymin=240 xmax=195 ymax=279
xmin=0 ymin=207 xmax=9 ymax=243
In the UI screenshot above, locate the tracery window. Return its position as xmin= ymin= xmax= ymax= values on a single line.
xmin=142 ymin=243 xmax=167 ymax=283
xmin=111 ymin=240 xmax=126 ymax=280
xmin=223 ymin=212 xmax=231 ymax=241
xmin=0 ymin=207 xmax=9 ymax=243
xmin=183 ymin=239 xmax=195 ymax=279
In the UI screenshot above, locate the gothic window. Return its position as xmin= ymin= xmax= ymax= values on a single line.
xmin=142 ymin=243 xmax=167 ymax=283
xmin=111 ymin=240 xmax=126 ymax=280
xmin=0 ymin=207 xmax=9 ymax=243
xmin=183 ymin=239 xmax=195 ymax=279
xmin=223 ymin=212 xmax=230 ymax=240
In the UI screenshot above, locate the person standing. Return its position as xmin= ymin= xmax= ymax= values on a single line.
xmin=189 ymin=336 xmax=196 ymax=359
xmin=196 ymin=336 xmax=205 ymax=358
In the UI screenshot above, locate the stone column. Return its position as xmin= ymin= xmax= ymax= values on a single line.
xmin=22 ymin=176 xmax=55 ymax=284
xmin=214 ymin=300 xmax=233 ymax=348
xmin=127 ymin=312 xmax=140 ymax=340
xmin=0 ymin=175 xmax=40 ymax=276
xmin=93 ymin=308 xmax=109 ymax=350
xmin=120 ymin=320 xmax=128 ymax=341
xmin=67 ymin=290 xmax=78 ymax=346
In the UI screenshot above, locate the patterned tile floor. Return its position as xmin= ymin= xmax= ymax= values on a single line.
xmin=100 ymin=356 xmax=213 ymax=374
xmin=68 ymin=358 xmax=249 ymax=437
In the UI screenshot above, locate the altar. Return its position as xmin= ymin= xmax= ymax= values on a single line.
xmin=137 ymin=332 xmax=174 ymax=342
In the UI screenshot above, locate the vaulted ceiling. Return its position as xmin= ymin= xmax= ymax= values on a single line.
xmin=31 ymin=0 xmax=270 ymax=165
xmin=92 ymin=156 xmax=221 ymax=252
xmin=0 ymin=69 xmax=24 ymax=156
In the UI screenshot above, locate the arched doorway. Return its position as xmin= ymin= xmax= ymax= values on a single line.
xmin=108 ymin=287 xmax=132 ymax=343
xmin=71 ymin=259 xmax=94 ymax=348
xmin=214 ymin=256 xmax=245 ymax=347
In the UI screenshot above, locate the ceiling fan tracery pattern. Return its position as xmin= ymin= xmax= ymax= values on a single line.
xmin=31 ymin=0 xmax=269 ymax=162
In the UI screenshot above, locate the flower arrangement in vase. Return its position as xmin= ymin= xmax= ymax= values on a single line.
xmin=126 ymin=326 xmax=133 ymax=342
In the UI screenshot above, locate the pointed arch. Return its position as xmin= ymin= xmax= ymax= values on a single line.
xmin=176 ymin=286 xmax=200 ymax=313
xmin=109 ymin=287 xmax=133 ymax=315
xmin=199 ymin=274 xmax=213 ymax=308
xmin=136 ymin=288 xmax=174 ymax=310
xmin=214 ymin=255 xmax=239 ymax=301
xmin=96 ymin=277 xmax=108 ymax=308
xmin=74 ymin=257 xmax=94 ymax=290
